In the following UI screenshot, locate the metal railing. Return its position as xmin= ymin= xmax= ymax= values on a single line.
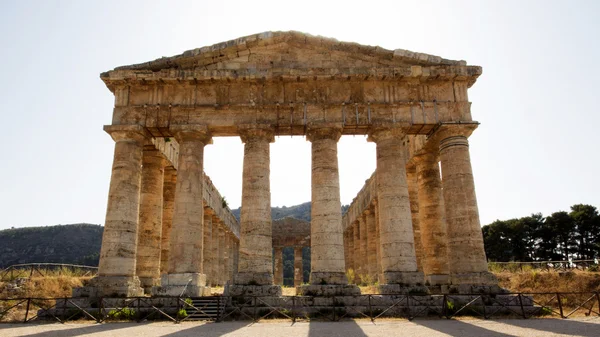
xmin=0 ymin=264 xmax=98 ymax=281
xmin=1 ymin=292 xmax=599 ymax=323
xmin=488 ymin=260 xmax=598 ymax=272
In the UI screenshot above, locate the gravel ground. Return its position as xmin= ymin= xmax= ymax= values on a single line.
xmin=1 ymin=318 xmax=600 ymax=337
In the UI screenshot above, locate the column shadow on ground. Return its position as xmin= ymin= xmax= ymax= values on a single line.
xmin=161 ymin=321 xmax=249 ymax=337
xmin=16 ymin=322 xmax=146 ymax=337
xmin=501 ymin=318 xmax=600 ymax=337
xmin=413 ymin=319 xmax=514 ymax=337
xmin=308 ymin=320 xmax=368 ymax=337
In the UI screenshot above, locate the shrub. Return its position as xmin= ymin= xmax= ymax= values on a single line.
xmin=107 ymin=308 xmax=136 ymax=320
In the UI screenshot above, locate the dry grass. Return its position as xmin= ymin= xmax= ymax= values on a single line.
xmin=495 ymin=269 xmax=600 ymax=293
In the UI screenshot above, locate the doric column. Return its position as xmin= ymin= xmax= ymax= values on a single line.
xmin=274 ymin=247 xmax=283 ymax=285
xmin=407 ymin=164 xmax=424 ymax=273
xmin=94 ymin=125 xmax=147 ymax=297
xmin=160 ymin=124 xmax=211 ymax=296
xmin=136 ymin=146 xmax=167 ymax=290
xmin=294 ymin=247 xmax=304 ymax=287
xmin=373 ymin=199 xmax=383 ymax=283
xmin=358 ymin=214 xmax=368 ymax=280
xmin=369 ymin=126 xmax=424 ymax=290
xmin=211 ymin=216 xmax=220 ymax=286
xmin=307 ymin=125 xmax=348 ymax=286
xmin=414 ymin=151 xmax=450 ymax=285
xmin=352 ymin=221 xmax=360 ymax=283
xmin=233 ymin=239 xmax=239 ymax=276
xmin=345 ymin=228 xmax=354 ymax=274
xmin=234 ymin=125 xmax=280 ymax=295
xmin=437 ymin=127 xmax=496 ymax=286
xmin=223 ymin=232 xmax=231 ymax=284
xmin=160 ymin=167 xmax=176 ymax=275
xmin=203 ymin=209 xmax=214 ymax=286
xmin=218 ymin=225 xmax=225 ymax=286
xmin=365 ymin=209 xmax=378 ymax=282
xmin=229 ymin=234 xmax=235 ymax=282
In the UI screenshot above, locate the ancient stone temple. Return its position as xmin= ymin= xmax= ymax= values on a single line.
xmin=85 ymin=31 xmax=498 ymax=297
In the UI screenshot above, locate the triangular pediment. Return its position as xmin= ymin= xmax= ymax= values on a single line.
xmin=104 ymin=31 xmax=469 ymax=76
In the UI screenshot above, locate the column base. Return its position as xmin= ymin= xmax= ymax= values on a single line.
xmin=378 ymin=271 xmax=428 ymax=294
xmin=425 ymin=274 xmax=450 ymax=286
xmin=233 ymin=272 xmax=273 ymax=286
xmin=226 ymin=284 xmax=282 ymax=297
xmin=138 ymin=276 xmax=161 ymax=293
xmin=297 ymin=284 xmax=361 ymax=296
xmin=309 ymin=272 xmax=348 ymax=285
xmin=152 ymin=273 xmax=210 ymax=297
xmin=72 ymin=276 xmax=144 ymax=298
xmin=381 ymin=271 xmax=425 ymax=285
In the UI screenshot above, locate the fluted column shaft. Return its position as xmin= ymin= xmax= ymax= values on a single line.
xmin=415 ymin=152 xmax=450 ymax=285
xmin=407 ymin=165 xmax=424 ymax=273
xmin=307 ymin=126 xmax=348 ymax=285
xmin=374 ymin=201 xmax=382 ymax=283
xmin=439 ymin=130 xmax=495 ymax=285
xmin=160 ymin=167 xmax=176 ymax=275
xmin=365 ymin=209 xmax=378 ymax=282
xmin=96 ymin=125 xmax=147 ymax=296
xmin=274 ymin=247 xmax=283 ymax=285
xmin=98 ymin=127 xmax=145 ymax=277
xmin=369 ymin=127 xmax=423 ymax=286
xmin=136 ymin=147 xmax=166 ymax=289
xmin=203 ymin=210 xmax=214 ymax=286
xmin=294 ymin=247 xmax=304 ymax=286
xmin=346 ymin=229 xmax=354 ymax=273
xmin=235 ymin=126 xmax=275 ymax=285
xmin=211 ymin=216 xmax=220 ymax=286
xmin=352 ymin=222 xmax=360 ymax=283
xmin=218 ymin=225 xmax=225 ymax=286
xmin=224 ymin=232 xmax=231 ymax=284
xmin=358 ymin=215 xmax=368 ymax=279
xmin=163 ymin=125 xmax=211 ymax=296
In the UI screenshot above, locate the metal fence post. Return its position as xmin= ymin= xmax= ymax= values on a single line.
xmin=292 ymin=296 xmax=296 ymax=323
xmin=23 ymin=298 xmax=31 ymax=323
xmin=368 ymin=295 xmax=373 ymax=322
xmin=556 ymin=293 xmax=564 ymax=318
xmin=518 ymin=293 xmax=526 ymax=318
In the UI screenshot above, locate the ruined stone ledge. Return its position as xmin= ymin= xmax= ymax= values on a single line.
xmin=297 ymin=285 xmax=361 ymax=297
xmin=226 ymin=285 xmax=282 ymax=297
xmin=73 ymin=276 xmax=143 ymax=298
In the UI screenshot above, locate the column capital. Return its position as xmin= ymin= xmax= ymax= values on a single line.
xmin=238 ymin=124 xmax=275 ymax=143
xmin=431 ymin=123 xmax=478 ymax=142
xmin=367 ymin=124 xmax=409 ymax=143
xmin=142 ymin=146 xmax=168 ymax=167
xmin=306 ymin=123 xmax=343 ymax=142
xmin=104 ymin=124 xmax=150 ymax=144
xmin=169 ymin=124 xmax=212 ymax=144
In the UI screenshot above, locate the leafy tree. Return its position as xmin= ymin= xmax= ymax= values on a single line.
xmin=570 ymin=204 xmax=600 ymax=259
xmin=545 ymin=211 xmax=576 ymax=260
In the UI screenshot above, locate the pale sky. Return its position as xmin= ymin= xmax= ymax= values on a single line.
xmin=1 ymin=0 xmax=598 ymax=230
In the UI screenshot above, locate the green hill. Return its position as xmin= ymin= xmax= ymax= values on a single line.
xmin=231 ymin=202 xmax=349 ymax=222
xmin=1 ymin=202 xmax=352 ymax=269
xmin=0 ymin=223 xmax=102 ymax=268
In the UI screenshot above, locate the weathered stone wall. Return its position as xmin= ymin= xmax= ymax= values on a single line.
xmin=272 ymin=216 xmax=310 ymax=248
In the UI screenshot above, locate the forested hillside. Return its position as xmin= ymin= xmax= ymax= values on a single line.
xmin=0 ymin=223 xmax=102 ymax=268
xmin=482 ymin=204 xmax=600 ymax=262
xmin=3 ymin=203 xmax=596 ymax=270
xmin=231 ymin=202 xmax=349 ymax=221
